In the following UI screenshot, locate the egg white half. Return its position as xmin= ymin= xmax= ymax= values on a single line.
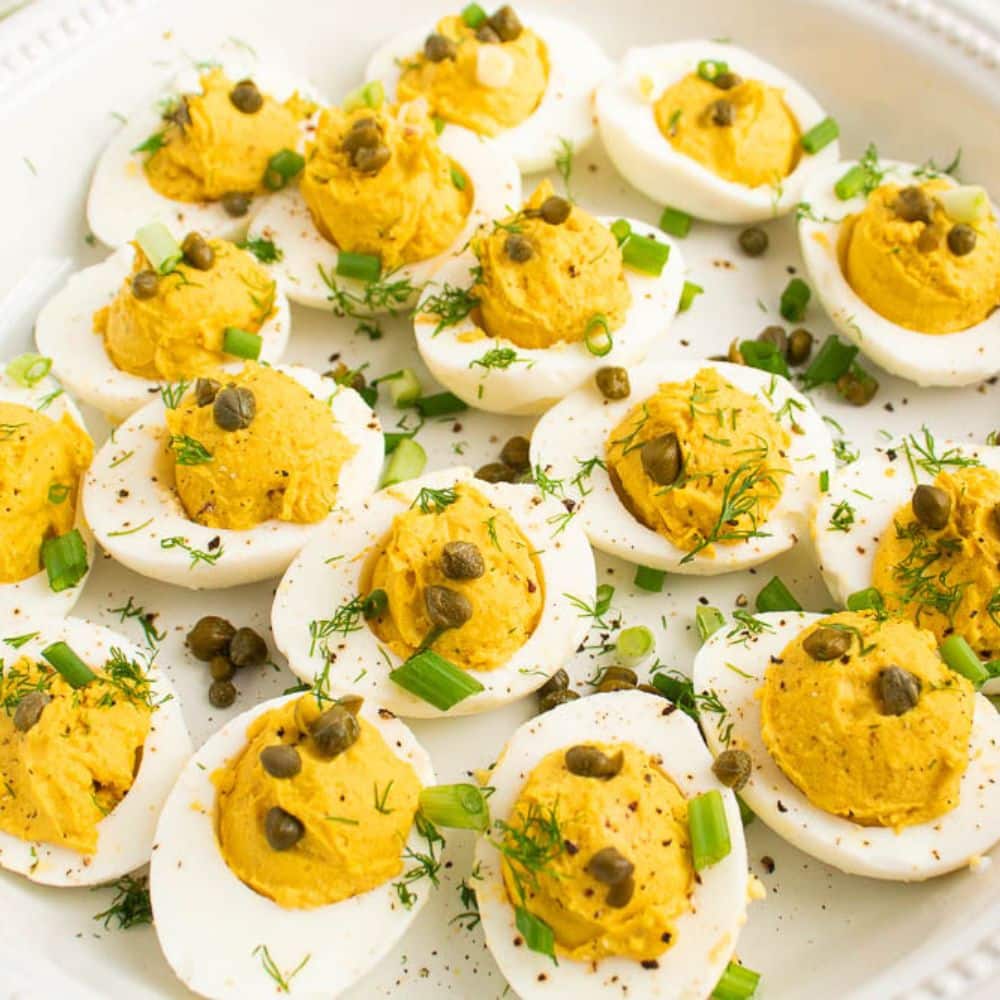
xmin=474 ymin=690 xmax=750 ymax=999
xmin=694 ymin=610 xmax=1000 ymax=880
xmin=596 ymin=41 xmax=839 ymax=223
xmin=272 ymin=466 xmax=596 ymax=718
xmin=797 ymin=159 xmax=1000 ymax=386
xmin=0 ymin=371 xmax=94 ymax=620
xmin=0 ymin=615 xmax=190 ymax=886
xmin=529 ymin=359 xmax=833 ymax=574
xmin=414 ymin=216 xmax=685 ymax=416
xmin=246 ymin=123 xmax=521 ymax=311
xmin=34 ymin=243 xmax=292 ymax=422
xmin=365 ymin=9 xmax=612 ymax=174
xmin=83 ymin=366 xmax=383 ymax=590
xmin=150 ymin=693 xmax=435 ymax=999
xmin=87 ymin=43 xmax=324 ymax=248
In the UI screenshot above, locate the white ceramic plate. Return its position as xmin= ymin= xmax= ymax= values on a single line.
xmin=1 ymin=2 xmax=999 ymax=999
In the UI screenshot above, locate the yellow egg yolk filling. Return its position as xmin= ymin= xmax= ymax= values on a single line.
xmin=143 ymin=68 xmax=311 ymax=203
xmin=871 ymin=466 xmax=1000 ymax=658
xmin=838 ymin=180 xmax=1000 ymax=334
xmin=300 ymin=103 xmax=472 ymax=272
xmin=367 ymin=483 xmax=542 ymax=673
xmin=654 ymin=73 xmax=801 ymax=188
xmin=0 ymin=655 xmax=152 ymax=855
xmin=396 ymin=14 xmax=549 ymax=136
xmin=213 ymin=696 xmax=420 ymax=909
xmin=760 ymin=611 xmax=974 ymax=829
xmin=0 ymin=402 xmax=92 ymax=585
xmin=471 ymin=180 xmax=632 ymax=350
xmin=500 ymin=742 xmax=694 ymax=963
xmin=605 ymin=368 xmax=789 ymax=555
xmin=93 ymin=241 xmax=276 ymax=382
xmin=164 ymin=363 xmax=355 ymax=531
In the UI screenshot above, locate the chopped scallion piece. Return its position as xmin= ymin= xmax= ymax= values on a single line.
xmin=801 ymin=335 xmax=857 ymax=389
xmin=634 ymin=564 xmax=665 ymax=593
xmin=779 ymin=277 xmax=810 ymax=323
xmin=697 ymin=58 xmax=728 ymax=81
xmin=41 ymin=529 xmax=88 ymax=593
xmin=222 ymin=327 xmax=262 ymax=360
xmin=834 ymin=164 xmax=867 ymax=201
xmin=336 ymin=251 xmax=382 ymax=284
xmin=390 ymin=649 xmax=484 ymax=710
xmin=584 ymin=314 xmax=612 ymax=357
xmin=461 ymin=3 xmax=488 ymax=28
xmin=940 ymin=635 xmax=988 ymax=688
xmin=413 ymin=391 xmax=468 ymax=417
xmin=738 ymin=339 xmax=789 ymax=377
xmin=755 ymin=576 xmax=802 ymax=613
xmin=363 ymin=589 xmax=388 ymax=619
xmin=846 ymin=587 xmax=885 ymax=614
xmin=343 ymin=80 xmax=385 ymax=112
xmin=450 ymin=166 xmax=467 ymax=191
xmin=380 ymin=436 xmax=427 ymax=487
xmin=616 ymin=625 xmax=655 ymax=666
xmin=936 ymin=185 xmax=990 ymax=224
xmin=432 ymin=115 xmax=446 ymax=135
xmin=712 ymin=960 xmax=761 ymax=1000
xmin=659 ymin=205 xmax=692 ymax=238
xmin=819 ymin=469 xmax=829 ymax=493
xmin=800 ymin=116 xmax=839 ymax=154
xmin=263 ymin=148 xmax=305 ymax=190
xmin=678 ymin=280 xmax=703 ymax=313
xmin=609 ymin=218 xmax=632 ymax=246
xmin=696 ymin=606 xmax=726 ymax=643
xmin=135 ymin=222 xmax=182 ymax=274
xmin=6 ymin=352 xmax=51 ymax=388
xmin=384 ymin=369 xmax=423 ymax=407
xmin=515 ymin=906 xmax=556 ymax=963
xmin=689 ymin=789 xmax=731 ymax=870
xmin=621 ymin=232 xmax=671 ymax=276
xmin=41 ymin=640 xmax=96 ymax=688
xmin=418 ymin=783 xmax=489 ymax=831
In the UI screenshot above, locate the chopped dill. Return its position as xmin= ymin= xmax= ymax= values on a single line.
xmin=412 ymin=486 xmax=458 ymax=514
xmin=252 ymin=944 xmax=311 ymax=994
xmin=159 ymin=536 xmax=224 ymax=567
xmin=169 ymin=434 xmax=212 ymax=466
xmin=420 ymin=282 xmax=479 ymax=336
xmin=93 ymin=875 xmax=152 ymax=930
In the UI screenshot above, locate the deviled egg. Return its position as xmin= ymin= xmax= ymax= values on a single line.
xmin=475 ymin=690 xmax=753 ymax=999
xmin=272 ymin=466 xmax=596 ymax=718
xmin=694 ymin=610 xmax=1000 ymax=879
xmin=35 ymin=228 xmax=290 ymax=421
xmin=83 ymin=363 xmax=383 ymax=589
xmin=87 ymin=44 xmax=322 ymax=247
xmin=798 ymin=157 xmax=1000 ymax=385
xmin=365 ymin=4 xmax=611 ymax=173
xmin=245 ymin=90 xmax=520 ymax=310
xmin=597 ymin=41 xmax=839 ymax=222
xmin=151 ymin=691 xmax=436 ymax=997
xmin=415 ymin=182 xmax=684 ymax=415
xmin=0 ymin=615 xmax=189 ymax=886
xmin=530 ymin=360 xmax=832 ymax=574
xmin=0 ymin=362 xmax=93 ymax=619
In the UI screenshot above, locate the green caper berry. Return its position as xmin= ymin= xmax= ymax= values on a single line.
xmin=13 ymin=691 xmax=51 ymax=733
xmin=499 ymin=435 xmax=531 ymax=473
xmin=213 ymin=385 xmax=256 ymax=431
xmin=229 ymin=627 xmax=268 ymax=668
xmin=595 ymin=366 xmax=630 ymax=400
xmin=209 ymin=656 xmax=236 ymax=682
xmin=947 ymin=223 xmax=976 ymax=256
xmin=605 ymin=874 xmax=635 ymax=908
xmin=181 ymin=232 xmax=214 ymax=270
xmin=539 ymin=195 xmax=572 ymax=225
xmin=564 ymin=745 xmax=624 ymax=779
xmin=424 ymin=585 xmax=473 ymax=629
xmin=710 ymin=99 xmax=734 ymax=126
xmin=802 ymin=626 xmax=851 ymax=661
xmin=911 ymin=484 xmax=951 ymax=530
xmin=260 ymin=744 xmax=302 ymax=779
xmin=187 ymin=616 xmax=236 ymax=661
xmin=311 ymin=704 xmax=360 ymax=758
xmin=786 ymin=327 xmax=814 ymax=366
xmin=424 ymin=33 xmax=457 ymax=62
xmin=264 ymin=806 xmax=305 ymax=850
xmin=894 ymin=186 xmax=933 ymax=224
xmin=208 ymin=679 xmax=236 ymax=708
xmin=738 ymin=226 xmax=769 ymax=257
xmin=131 ymin=269 xmax=159 ymax=299
xmin=538 ymin=688 xmax=579 ymax=713
xmin=229 ymin=79 xmax=263 ymax=114
xmin=537 ymin=669 xmax=569 ymax=698
xmin=353 ymin=143 xmax=391 ymax=174
xmin=221 ymin=191 xmax=251 ymax=217
xmin=757 ymin=325 xmax=787 ymax=354
xmin=640 ymin=432 xmax=683 ymax=486
xmin=504 ymin=233 xmax=533 ymax=262
xmin=475 ymin=462 xmax=516 ymax=483
xmin=586 ymin=846 xmax=634 ymax=885
xmin=441 ymin=540 xmax=486 ymax=580
xmin=877 ymin=666 xmax=921 ymax=716
xmin=712 ymin=748 xmax=752 ymax=790
xmin=195 ymin=377 xmax=220 ymax=407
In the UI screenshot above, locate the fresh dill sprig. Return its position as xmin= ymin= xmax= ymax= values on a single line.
xmin=159 ymin=536 xmax=224 ymax=567
xmin=309 ymin=595 xmax=366 ymax=656
xmin=93 ymin=875 xmax=152 ymax=930
xmin=169 ymin=434 xmax=213 ymax=466
xmin=420 ymin=282 xmax=480 ymax=336
xmin=159 ymin=380 xmax=190 ymax=410
xmin=901 ymin=427 xmax=981 ymax=482
xmin=470 ymin=347 xmax=531 ymax=373
xmin=554 ymin=137 xmax=574 ymax=198
xmin=109 ymin=596 xmax=165 ymax=649
xmin=252 ymin=944 xmax=311 ymax=994
xmin=317 ymin=263 xmax=420 ymax=319
xmin=564 ymin=584 xmax=615 ymax=630
xmin=393 ymin=813 xmax=446 ymax=909
xmin=411 ymin=486 xmax=458 ymax=514
xmin=237 ymin=236 xmax=283 ymax=264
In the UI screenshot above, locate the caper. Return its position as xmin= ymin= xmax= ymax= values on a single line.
xmin=537 ymin=669 xmax=569 ymax=698
xmin=166 ymin=96 xmax=191 ymax=130
xmin=264 ymin=806 xmax=305 ymax=850
xmin=564 ymin=744 xmax=624 ymax=779
xmin=538 ymin=688 xmax=579 ymax=713
xmin=342 ymin=123 xmax=381 ymax=156
xmin=640 ymin=432 xmax=683 ymax=486
xmin=947 ymin=223 xmax=977 ymax=256
xmin=475 ymin=461 xmax=516 ymax=483
xmin=13 ymin=690 xmax=51 ymax=733
xmin=213 ymin=385 xmax=256 ymax=431
xmin=600 ymin=666 xmax=637 ymax=685
xmin=330 ymin=362 xmax=367 ymax=394
xmin=500 ymin=435 xmax=531 ymax=472
xmin=424 ymin=32 xmax=457 ymax=61
xmin=757 ymin=325 xmax=787 ymax=354
xmin=637 ymin=683 xmax=667 ymax=698
xmin=208 ymin=679 xmax=236 ymax=708
xmin=911 ymin=484 xmax=951 ymax=530
xmin=131 ymin=269 xmax=159 ymax=299
xmin=187 ymin=616 xmax=236 ymax=661
xmin=917 ymin=226 xmax=940 ymax=253
xmin=209 ymin=655 xmax=235 ymax=682
xmin=802 ymin=626 xmax=851 ymax=661
xmin=586 ymin=846 xmax=634 ymax=885
xmin=229 ymin=78 xmax=263 ymax=114
xmin=221 ymin=191 xmax=251 ymax=218
xmin=539 ymin=195 xmax=571 ymax=226
xmin=425 ymin=585 xmax=473 ymax=629
xmin=441 ymin=540 xmax=486 ymax=580
xmin=488 ymin=4 xmax=523 ymax=41
xmin=835 ymin=369 xmax=878 ymax=406
xmin=596 ymin=677 xmax=637 ymax=694
xmin=353 ymin=143 xmax=391 ymax=175
xmin=709 ymin=99 xmax=734 ymax=126
xmin=338 ymin=694 xmax=364 ymax=716
xmin=475 ymin=24 xmax=500 ymax=43
xmin=738 ymin=226 xmax=768 ymax=257
xmin=786 ymin=327 xmax=814 ymax=366
xmin=713 ymin=71 xmax=743 ymax=90
xmin=893 ymin=186 xmax=933 ymax=224
xmin=349 ymin=115 xmax=377 ymax=132
xmin=311 ymin=704 xmax=361 ymax=758
xmin=181 ymin=232 xmax=214 ymax=270
xmin=260 ymin=744 xmax=302 ymax=779
xmin=504 ymin=233 xmax=533 ymax=262
xmin=605 ymin=874 xmax=635 ymax=908
xmin=595 ymin=366 xmax=630 ymax=400
xmin=711 ymin=748 xmax=752 ymax=791
xmin=195 ymin=377 xmax=221 ymax=407
xmin=229 ymin=627 xmax=268 ymax=668
xmin=877 ymin=666 xmax=921 ymax=716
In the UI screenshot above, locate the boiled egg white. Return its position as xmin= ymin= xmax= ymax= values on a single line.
xmin=596 ymin=41 xmax=839 ymax=222
xmin=0 ymin=615 xmax=190 ymax=886
xmin=82 ymin=366 xmax=383 ymax=589
xmin=693 ymin=611 xmax=1000 ymax=879
xmin=529 ymin=359 xmax=833 ymax=574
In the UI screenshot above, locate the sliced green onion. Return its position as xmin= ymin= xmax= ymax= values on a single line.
xmin=659 ymin=206 xmax=692 ymax=238
xmin=712 ymin=961 xmax=761 ymax=1000
xmin=336 ymin=251 xmax=382 ymax=284
xmin=461 ymin=3 xmax=488 ymax=28
xmin=363 ymin=589 xmax=388 ymax=619
xmin=940 ymin=635 xmax=988 ymax=688
xmin=584 ymin=314 xmax=612 ymax=357
xmin=802 ymin=335 xmax=857 ymax=389
xmin=263 ymin=148 xmax=305 ymax=190
xmin=47 ymin=483 xmax=71 ymax=505
xmin=41 ymin=529 xmax=88 ymax=593
xmin=696 ymin=605 xmax=726 ymax=643
xmin=222 ymin=327 xmax=262 ymax=360
xmin=418 ymin=783 xmax=490 ymax=831
xmin=135 ymin=222 xmax=182 ymax=274
xmin=800 ymin=116 xmax=839 ymax=154
xmin=936 ymin=185 xmax=989 ymax=224
xmin=358 ymin=385 xmax=378 ymax=409
xmin=678 ymin=280 xmax=703 ymax=314
xmin=390 ymin=649 xmax=484 ymax=710
xmin=736 ymin=795 xmax=755 ymax=827
xmin=414 ymin=391 xmax=468 ymax=417
xmin=595 ymin=583 xmax=615 ymax=616
xmin=621 ymin=232 xmax=671 ymax=276
xmin=343 ymin=80 xmax=385 ymax=112
xmin=383 ymin=431 xmax=415 ymax=454
xmin=6 ymin=352 xmax=51 ymax=388
xmin=697 ymin=58 xmax=728 ymax=82
xmin=450 ymin=166 xmax=467 ymax=191
xmin=755 ymin=576 xmax=802 ymax=613
xmin=609 ymin=218 xmax=632 ymax=246
xmin=634 ymin=564 xmax=665 ymax=593
xmin=515 ymin=906 xmax=556 ymax=963
xmin=834 ymin=164 xmax=867 ymax=201
xmin=616 ymin=625 xmax=655 ymax=667
xmin=41 ymin=641 xmax=96 ymax=688
xmin=689 ymin=789 xmax=731 ymax=870
xmin=380 ymin=436 xmax=427 ymax=487
xmin=846 ymin=586 xmax=885 ymax=614
xmin=432 ymin=115 xmax=446 ymax=135
xmin=819 ymin=469 xmax=830 ymax=493
xmin=738 ymin=339 xmax=789 ymax=378
xmin=384 ymin=368 xmax=423 ymax=407
xmin=779 ymin=277 xmax=810 ymax=322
